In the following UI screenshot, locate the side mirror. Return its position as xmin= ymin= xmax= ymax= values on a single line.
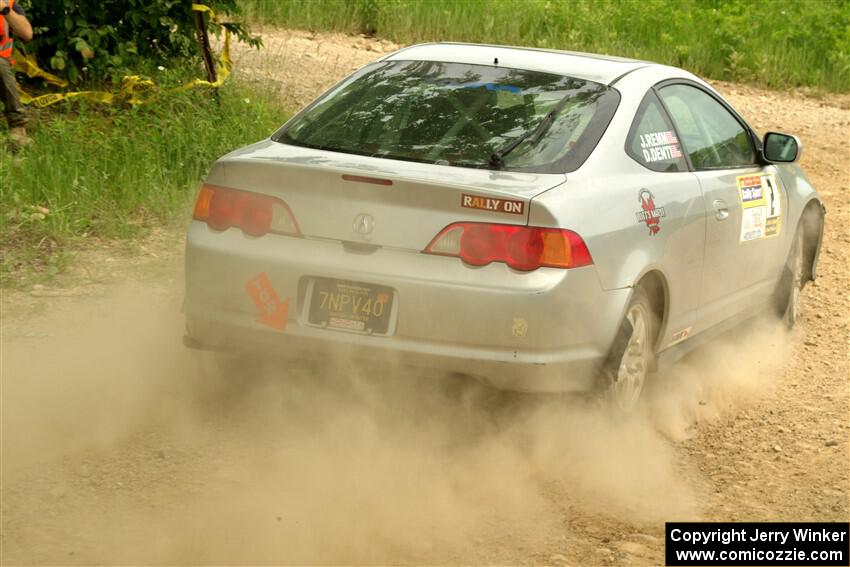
xmin=763 ymin=132 xmax=802 ymax=163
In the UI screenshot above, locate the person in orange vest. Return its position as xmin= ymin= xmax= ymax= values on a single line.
xmin=0 ymin=0 xmax=33 ymax=149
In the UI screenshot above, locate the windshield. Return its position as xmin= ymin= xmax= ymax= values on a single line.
xmin=273 ymin=60 xmax=620 ymax=173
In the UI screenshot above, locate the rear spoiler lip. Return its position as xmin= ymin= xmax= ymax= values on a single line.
xmin=215 ymin=140 xmax=569 ymax=202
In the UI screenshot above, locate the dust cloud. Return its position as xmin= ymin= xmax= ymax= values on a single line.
xmin=647 ymin=321 xmax=793 ymax=442
xmin=1 ymin=282 xmax=791 ymax=564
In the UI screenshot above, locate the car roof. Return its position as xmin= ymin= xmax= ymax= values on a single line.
xmin=382 ymin=42 xmax=652 ymax=85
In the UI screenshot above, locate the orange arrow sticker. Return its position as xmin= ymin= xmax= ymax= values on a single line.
xmin=245 ymin=273 xmax=289 ymax=332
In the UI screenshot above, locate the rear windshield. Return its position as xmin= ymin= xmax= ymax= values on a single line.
xmin=273 ymin=60 xmax=620 ymax=173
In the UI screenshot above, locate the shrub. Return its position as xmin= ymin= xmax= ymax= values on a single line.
xmin=16 ymin=0 xmax=260 ymax=84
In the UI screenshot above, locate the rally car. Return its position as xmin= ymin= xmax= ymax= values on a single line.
xmin=183 ymin=43 xmax=824 ymax=410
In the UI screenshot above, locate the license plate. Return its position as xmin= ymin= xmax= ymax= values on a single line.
xmin=307 ymin=278 xmax=395 ymax=335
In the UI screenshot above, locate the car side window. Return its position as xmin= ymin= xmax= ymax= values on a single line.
xmin=658 ymin=84 xmax=756 ymax=170
xmin=625 ymin=92 xmax=688 ymax=172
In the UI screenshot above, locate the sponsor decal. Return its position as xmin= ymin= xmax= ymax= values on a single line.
xmin=763 ymin=174 xmax=782 ymax=237
xmin=246 ymin=273 xmax=290 ymax=332
xmin=512 ymin=317 xmax=529 ymax=338
xmin=741 ymin=185 xmax=764 ymax=201
xmin=635 ymin=188 xmax=666 ymax=236
xmin=640 ymin=130 xmax=683 ymax=163
xmin=328 ymin=317 xmax=365 ymax=331
xmin=671 ymin=327 xmax=692 ymax=344
xmin=737 ymin=173 xmax=781 ymax=242
xmin=741 ymin=205 xmax=767 ymax=241
xmin=461 ymin=193 xmax=525 ymax=215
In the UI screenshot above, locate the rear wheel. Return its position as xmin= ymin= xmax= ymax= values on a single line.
xmin=600 ymin=287 xmax=657 ymax=412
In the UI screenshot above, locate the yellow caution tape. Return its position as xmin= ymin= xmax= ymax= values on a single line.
xmin=17 ymin=75 xmax=157 ymax=108
xmin=11 ymin=49 xmax=69 ymax=88
xmin=14 ymin=3 xmax=232 ymax=109
xmin=191 ymin=3 xmax=219 ymax=22
xmin=183 ymin=3 xmax=232 ymax=88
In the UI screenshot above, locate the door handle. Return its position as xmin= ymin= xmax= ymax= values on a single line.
xmin=713 ymin=199 xmax=729 ymax=221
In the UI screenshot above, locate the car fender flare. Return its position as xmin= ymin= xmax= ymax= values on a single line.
xmin=800 ymin=197 xmax=826 ymax=282
xmin=781 ymin=196 xmax=825 ymax=282
xmin=612 ymin=266 xmax=670 ymax=354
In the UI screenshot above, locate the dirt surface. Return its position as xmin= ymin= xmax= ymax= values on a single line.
xmin=2 ymin=30 xmax=848 ymax=566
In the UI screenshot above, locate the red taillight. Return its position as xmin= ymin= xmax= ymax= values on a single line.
xmin=424 ymin=222 xmax=592 ymax=271
xmin=192 ymin=184 xmax=300 ymax=237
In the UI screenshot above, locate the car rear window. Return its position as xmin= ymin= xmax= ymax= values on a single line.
xmin=273 ymin=60 xmax=620 ymax=173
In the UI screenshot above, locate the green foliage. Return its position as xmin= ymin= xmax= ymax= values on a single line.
xmin=240 ymin=0 xmax=850 ymax=92
xmin=16 ymin=0 xmax=261 ymax=84
xmin=0 ymin=82 xmax=288 ymax=286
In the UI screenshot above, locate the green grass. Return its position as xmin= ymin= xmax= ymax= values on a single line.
xmin=240 ymin=0 xmax=850 ymax=92
xmin=1 ymin=82 xmax=289 ymax=287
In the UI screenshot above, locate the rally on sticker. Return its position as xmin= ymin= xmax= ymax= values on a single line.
xmin=461 ymin=194 xmax=525 ymax=214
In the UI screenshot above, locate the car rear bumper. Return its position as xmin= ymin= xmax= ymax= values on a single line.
xmin=184 ymin=316 xmax=607 ymax=392
xmin=184 ymin=222 xmax=631 ymax=392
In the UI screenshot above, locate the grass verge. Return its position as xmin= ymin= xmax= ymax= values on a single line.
xmin=240 ymin=0 xmax=850 ymax=93
xmin=1 ymin=81 xmax=288 ymax=288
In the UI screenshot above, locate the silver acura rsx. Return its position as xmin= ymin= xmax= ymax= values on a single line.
xmin=183 ymin=43 xmax=825 ymax=409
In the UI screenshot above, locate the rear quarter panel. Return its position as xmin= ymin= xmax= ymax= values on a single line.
xmin=529 ymin=66 xmax=709 ymax=350
xmin=529 ymin=162 xmax=706 ymax=351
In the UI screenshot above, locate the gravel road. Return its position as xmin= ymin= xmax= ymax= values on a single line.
xmin=2 ymin=29 xmax=847 ymax=566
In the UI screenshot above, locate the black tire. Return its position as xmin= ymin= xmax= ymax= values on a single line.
xmin=599 ymin=286 xmax=658 ymax=412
